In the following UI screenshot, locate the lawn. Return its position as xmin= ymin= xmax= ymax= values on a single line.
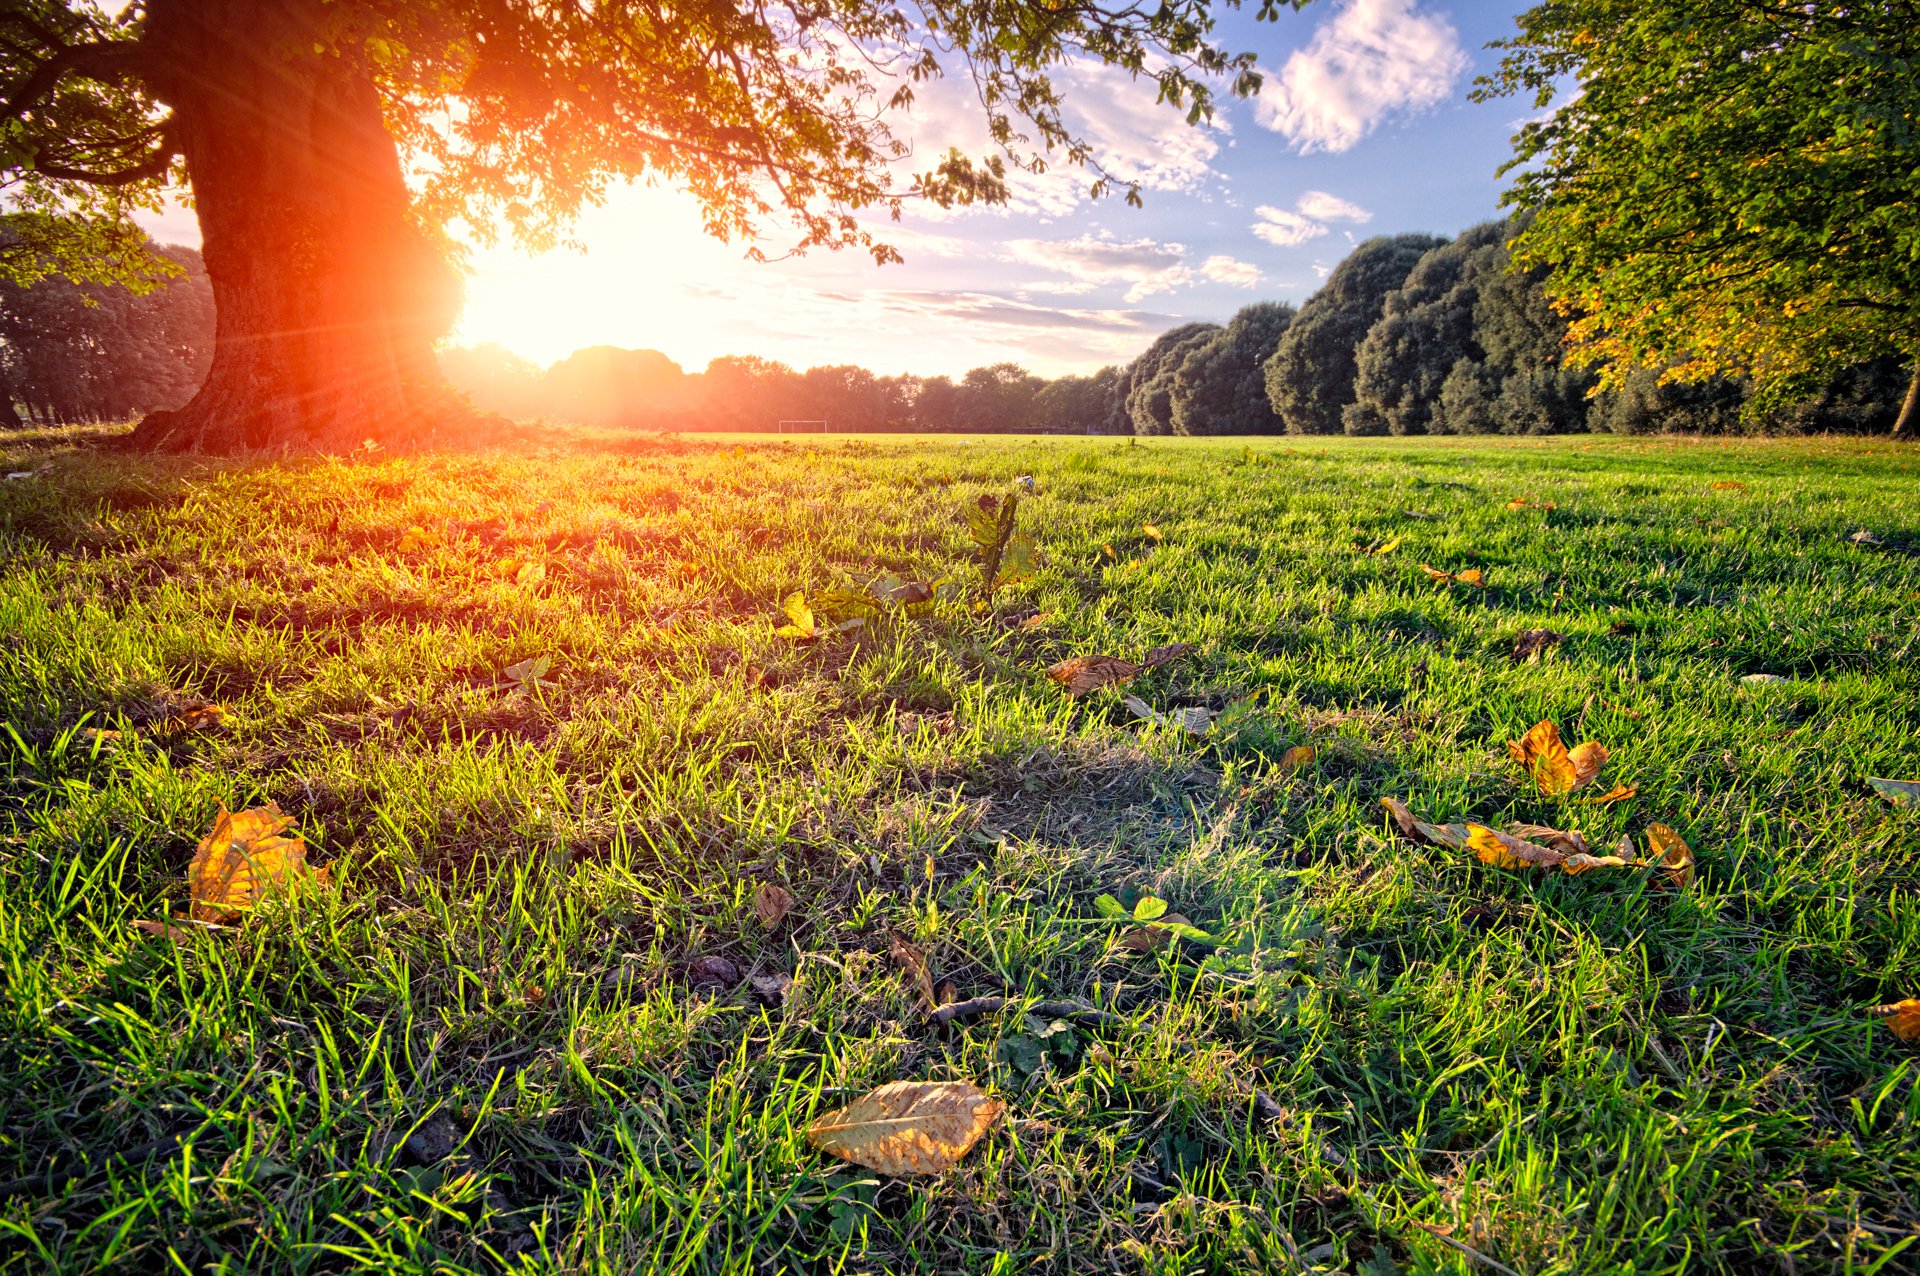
xmin=2 ymin=427 xmax=1918 ymax=1275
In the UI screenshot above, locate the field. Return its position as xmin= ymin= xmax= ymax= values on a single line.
xmin=2 ymin=426 xmax=1918 ymax=1275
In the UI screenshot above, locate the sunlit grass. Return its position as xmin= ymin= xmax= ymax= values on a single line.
xmin=1 ymin=427 xmax=1917 ymax=1273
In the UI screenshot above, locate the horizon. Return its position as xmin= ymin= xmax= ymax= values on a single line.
xmin=135 ymin=0 xmax=1531 ymax=381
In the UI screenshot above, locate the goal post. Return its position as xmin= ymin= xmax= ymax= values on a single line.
xmin=776 ymin=419 xmax=829 ymax=434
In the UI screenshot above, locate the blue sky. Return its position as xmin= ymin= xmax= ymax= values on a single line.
xmin=142 ymin=0 xmax=1538 ymax=379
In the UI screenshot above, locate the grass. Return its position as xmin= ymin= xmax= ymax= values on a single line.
xmin=1 ymin=425 xmax=1918 ymax=1275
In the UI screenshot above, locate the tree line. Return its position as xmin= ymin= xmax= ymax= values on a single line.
xmin=8 ymin=211 xmax=1902 ymax=437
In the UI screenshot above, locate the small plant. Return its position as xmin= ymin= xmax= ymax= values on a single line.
xmin=966 ymin=492 xmax=1036 ymax=600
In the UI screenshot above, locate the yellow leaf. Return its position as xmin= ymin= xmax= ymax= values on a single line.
xmin=397 ymin=526 xmax=442 ymax=553
xmin=1279 ymin=745 xmax=1315 ymax=771
xmin=187 ymin=803 xmax=329 ymax=923
xmin=754 ymin=882 xmax=794 ymax=929
xmin=1709 ymin=480 xmax=1748 ymax=492
xmin=1142 ymin=523 xmax=1163 ymax=542
xmin=806 ymin=1080 xmax=1004 ymax=1175
xmin=1372 ymin=535 xmax=1404 ymax=556
xmin=1507 ymin=720 xmax=1607 ymax=796
xmin=1467 ymin=824 xmax=1563 ymax=871
xmin=1590 ymin=783 xmax=1638 ymax=806
xmin=1046 ymin=655 xmax=1140 ymax=697
xmin=1420 ymin=564 xmax=1486 ymax=586
xmin=773 ymin=591 xmax=817 ymax=640
xmin=1645 ymin=823 xmax=1693 ymax=887
xmin=1867 ymin=999 xmax=1920 ymax=1041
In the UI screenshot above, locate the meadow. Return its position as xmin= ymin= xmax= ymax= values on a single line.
xmin=1 ymin=426 xmax=1917 ymax=1275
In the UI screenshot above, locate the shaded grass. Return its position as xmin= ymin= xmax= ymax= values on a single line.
xmin=1 ymin=426 xmax=1918 ymax=1274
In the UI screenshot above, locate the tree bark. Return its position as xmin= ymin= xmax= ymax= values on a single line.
xmin=1894 ymin=361 xmax=1919 ymax=440
xmin=125 ymin=0 xmax=466 ymax=454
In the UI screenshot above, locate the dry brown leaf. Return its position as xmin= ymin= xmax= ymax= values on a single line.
xmin=686 ymin=955 xmax=740 ymax=988
xmin=1645 ymin=823 xmax=1694 ymax=887
xmin=1046 ymin=655 xmax=1140 ymax=696
xmin=806 ymin=1080 xmax=1004 ymax=1175
xmin=187 ymin=803 xmax=329 ymax=922
xmin=1140 ymin=642 xmax=1195 ymax=669
xmin=1560 ymin=850 xmax=1634 ymax=875
xmin=131 ymin=917 xmax=219 ymax=942
xmin=754 ymin=883 xmax=795 ymax=929
xmin=1507 ymin=822 xmax=1590 ymax=856
xmin=1419 ymin=564 xmax=1486 ymax=587
xmin=889 ymin=933 xmax=938 ymax=1010
xmin=1709 ymin=480 xmax=1748 ymax=491
xmin=1511 ymin=629 xmax=1565 ymax=663
xmin=1121 ymin=912 xmax=1194 ymax=952
xmin=1507 ymin=720 xmax=1608 ymax=795
xmin=1279 ymin=745 xmax=1315 ymax=771
xmin=1379 ymin=798 xmax=1473 ymax=850
xmin=1867 ymin=999 xmax=1920 ymax=1041
xmin=150 ymin=703 xmax=227 ymax=738
xmin=1467 ymin=824 xmax=1564 ymax=870
xmin=1590 ymin=783 xmax=1638 ymax=806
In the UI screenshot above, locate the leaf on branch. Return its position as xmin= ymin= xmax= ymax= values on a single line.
xmin=1507 ymin=719 xmax=1608 ymax=795
xmin=187 ymin=802 xmax=330 ymax=923
xmin=1046 ymin=655 xmax=1140 ymax=697
xmin=1868 ymin=999 xmax=1920 ymax=1041
xmin=806 ymin=1080 xmax=1004 ymax=1175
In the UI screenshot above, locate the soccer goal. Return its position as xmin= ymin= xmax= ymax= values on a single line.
xmin=776 ymin=419 xmax=829 ymax=434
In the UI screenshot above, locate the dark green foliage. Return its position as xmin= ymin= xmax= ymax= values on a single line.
xmin=1263 ymin=234 xmax=1442 ymax=435
xmin=1126 ymin=322 xmax=1219 ymax=435
xmin=0 ymin=240 xmax=211 ymax=426
xmin=1034 ymin=365 xmax=1127 ymax=435
xmin=1169 ymin=302 xmax=1294 ymax=435
xmin=954 ymin=363 xmax=1043 ymax=433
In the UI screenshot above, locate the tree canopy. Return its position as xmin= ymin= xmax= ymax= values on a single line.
xmin=1478 ymin=0 xmax=1920 ymax=435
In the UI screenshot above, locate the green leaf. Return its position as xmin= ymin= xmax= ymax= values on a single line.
xmin=1132 ymin=896 xmax=1167 ymax=922
xmin=1092 ymin=893 xmax=1130 ymax=920
xmin=1867 ymin=777 xmax=1920 ymax=807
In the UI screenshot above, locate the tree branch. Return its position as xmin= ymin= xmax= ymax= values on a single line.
xmin=1 ymin=39 xmax=149 ymax=126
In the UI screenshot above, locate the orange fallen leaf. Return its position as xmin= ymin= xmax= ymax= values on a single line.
xmin=1046 ymin=655 xmax=1140 ymax=696
xmin=187 ymin=802 xmax=330 ymax=922
xmin=1867 ymin=999 xmax=1920 ymax=1041
xmin=397 ymin=526 xmax=443 ymax=553
xmin=1645 ymin=823 xmax=1693 ymax=887
xmin=1420 ymin=564 xmax=1486 ymax=587
xmin=806 ymin=1080 xmax=1004 ymax=1175
xmin=149 ymin=703 xmax=227 ymax=739
xmin=1507 ymin=719 xmax=1608 ymax=796
xmin=1506 ymin=496 xmax=1557 ymax=511
xmin=131 ymin=917 xmax=221 ymax=942
xmin=1467 ymin=824 xmax=1564 ymax=871
xmin=1279 ymin=745 xmax=1315 ymax=771
xmin=755 ymin=883 xmax=795 ymax=929
xmin=1590 ymin=783 xmax=1638 ymax=806
xmin=1709 ymin=480 xmax=1748 ymax=492
xmin=1379 ymin=797 xmax=1474 ymax=850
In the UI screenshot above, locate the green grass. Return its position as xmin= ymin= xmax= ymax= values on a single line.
xmin=2 ymin=426 xmax=1918 ymax=1275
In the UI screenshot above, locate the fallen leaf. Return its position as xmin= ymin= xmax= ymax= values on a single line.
xmin=1865 ymin=777 xmax=1920 ymax=807
xmin=187 ymin=803 xmax=329 ymax=922
xmin=1420 ymin=564 xmax=1487 ymax=587
xmin=1467 ymin=824 xmax=1565 ymax=871
xmin=1645 ymin=823 xmax=1693 ymax=887
xmin=1142 ymin=523 xmax=1163 ymax=542
xmin=1506 ymin=496 xmax=1558 ymax=511
xmin=1507 ymin=822 xmax=1590 ymax=856
xmin=1511 ymin=629 xmax=1565 ymax=663
xmin=1507 ymin=719 xmax=1608 ymax=795
xmin=149 ymin=703 xmax=227 ymax=738
xmin=774 ymin=592 xmax=818 ymax=640
xmin=754 ymin=883 xmax=795 ymax=929
xmin=83 ymin=727 xmax=124 ymax=745
xmin=890 ymin=933 xmax=938 ymax=1010
xmin=1047 ymin=655 xmax=1140 ymax=697
xmin=397 ymin=526 xmax=443 ymax=552
xmin=131 ymin=917 xmax=219 ymax=942
xmin=1590 ymin=784 xmax=1638 ymax=806
xmin=1279 ymin=745 xmax=1315 ymax=771
xmin=514 ymin=560 xmax=547 ymax=587
xmin=1740 ymin=673 xmax=1789 ymax=685
xmin=1370 ymin=535 xmax=1404 ymax=556
xmin=1379 ymin=797 xmax=1474 ymax=850
xmin=1868 ymin=999 xmax=1920 ymax=1041
xmin=503 ymin=655 xmax=555 ymax=690
xmin=1121 ymin=912 xmax=1195 ymax=952
xmin=1122 ymin=695 xmax=1214 ymax=735
xmin=1140 ymin=642 xmax=1194 ymax=669
xmin=1708 ymin=480 xmax=1748 ymax=491
xmin=806 ymin=1080 xmax=1004 ymax=1175
xmin=1849 ymin=529 xmax=1884 ymax=546
xmin=686 ymin=955 xmax=740 ymax=989
xmin=750 ymin=972 xmax=792 ymax=1006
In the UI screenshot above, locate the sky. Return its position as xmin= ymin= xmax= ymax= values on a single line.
xmin=138 ymin=0 xmax=1538 ymax=380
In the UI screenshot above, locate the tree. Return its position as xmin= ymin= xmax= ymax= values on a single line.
xmin=1264 ymin=234 xmax=1442 ymax=435
xmin=1126 ymin=322 xmax=1220 ymax=435
xmin=3 ymin=0 xmax=1269 ymax=453
xmin=1035 ymin=365 xmax=1127 ymax=434
xmin=544 ymin=346 xmax=695 ymax=429
xmin=955 ymin=362 xmax=1041 ymax=433
xmin=1478 ymin=0 xmax=1920 ymax=438
xmin=1170 ymin=302 xmax=1292 ymax=434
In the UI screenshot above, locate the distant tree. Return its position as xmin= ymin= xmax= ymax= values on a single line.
xmin=913 ymin=375 xmax=960 ymax=432
xmin=801 ymin=364 xmax=889 ymax=432
xmin=701 ymin=355 xmax=802 ymax=431
xmin=956 ymin=363 xmax=1042 ymax=433
xmin=438 ymin=343 xmax=545 ymax=420
xmin=1126 ymin=322 xmax=1220 ymax=435
xmin=1170 ymin=302 xmax=1293 ymax=435
xmin=1265 ymin=234 xmax=1443 ymax=435
xmin=5 ymin=0 xmax=1268 ymax=452
xmin=0 ymin=239 xmax=210 ymax=425
xmin=544 ymin=347 xmax=696 ymax=428
xmin=1478 ymin=0 xmax=1920 ymax=437
xmin=1035 ymin=364 xmax=1129 ymax=434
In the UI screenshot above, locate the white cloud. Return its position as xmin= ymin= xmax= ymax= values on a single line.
xmin=1252 ymin=206 xmax=1328 ymax=247
xmin=1201 ymin=255 xmax=1263 ymax=287
xmin=1295 ymin=190 xmax=1373 ymax=224
xmin=1251 ymin=191 xmax=1373 ymax=247
xmin=1007 ymin=232 xmax=1199 ymax=301
xmin=1251 ymin=0 xmax=1469 ymax=154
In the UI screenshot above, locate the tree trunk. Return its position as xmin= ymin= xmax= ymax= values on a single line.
xmin=1894 ymin=361 xmax=1919 ymax=440
xmin=126 ymin=0 xmax=466 ymax=454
